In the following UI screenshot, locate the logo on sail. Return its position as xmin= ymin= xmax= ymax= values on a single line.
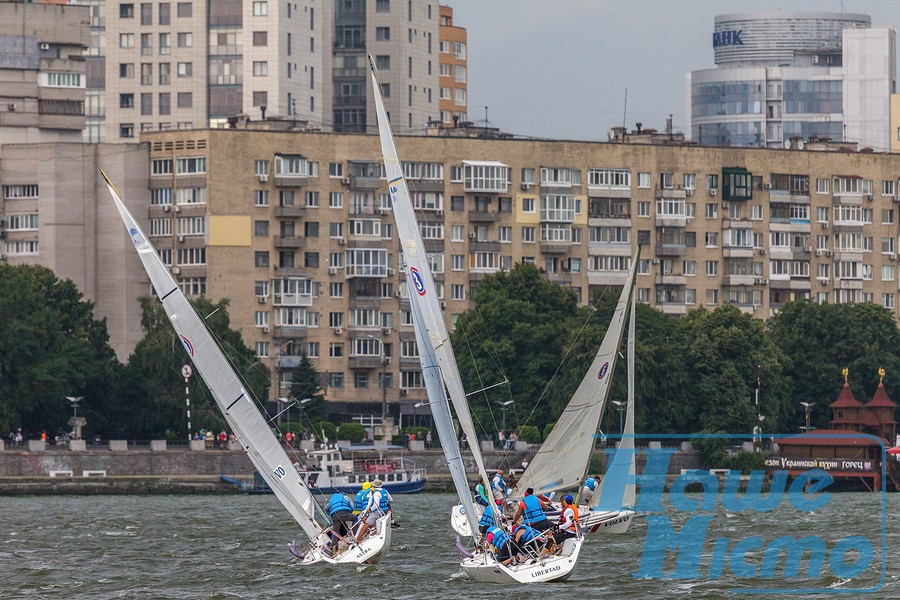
xmin=180 ymin=335 xmax=194 ymax=356
xmin=410 ymin=267 xmax=426 ymax=296
xmin=128 ymin=227 xmax=141 ymax=246
xmin=597 ymin=361 xmax=609 ymax=380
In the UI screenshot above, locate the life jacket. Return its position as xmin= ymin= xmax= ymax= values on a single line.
xmin=559 ymin=504 xmax=579 ymax=533
xmin=584 ymin=477 xmax=598 ymax=491
xmin=487 ymin=526 xmax=512 ymax=550
xmin=520 ymin=494 xmax=546 ymax=524
xmin=491 ymin=474 xmax=506 ymax=492
xmin=353 ymin=488 xmax=370 ymax=512
xmin=327 ymin=493 xmax=352 ymax=516
xmin=479 ymin=503 xmax=495 ymax=528
xmin=514 ymin=525 xmax=541 ymax=544
xmin=371 ymin=488 xmax=390 ymax=513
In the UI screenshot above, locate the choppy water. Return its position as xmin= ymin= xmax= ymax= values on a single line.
xmin=0 ymin=492 xmax=896 ymax=598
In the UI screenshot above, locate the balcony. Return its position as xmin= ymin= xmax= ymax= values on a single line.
xmin=546 ymin=272 xmax=572 ymax=285
xmin=656 ymin=243 xmax=686 ymax=257
xmin=274 ymin=236 xmax=306 ymax=249
xmin=540 ymin=241 xmax=571 ymax=254
xmin=468 ymin=211 xmax=501 ymax=223
xmin=349 ymin=355 xmax=385 ymax=370
xmin=272 ymin=326 xmax=308 ymax=340
xmin=274 ymin=206 xmax=306 ymax=218
xmin=274 ymin=266 xmax=307 ymax=277
xmin=723 ymin=245 xmax=754 ymax=259
xmin=655 ymin=274 xmax=686 ymax=286
xmin=470 ymin=240 xmax=501 ymax=252
xmin=274 ymin=174 xmax=308 ymax=188
xmin=350 ymin=176 xmax=382 ymax=190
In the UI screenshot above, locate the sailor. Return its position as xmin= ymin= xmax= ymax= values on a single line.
xmin=550 ymin=494 xmax=579 ymax=551
xmin=352 ymin=481 xmax=372 ymax=515
xmin=325 ymin=492 xmax=356 ymax=555
xmin=354 ymin=479 xmax=393 ymax=543
xmin=490 ymin=468 xmax=507 ymax=502
xmin=478 ymin=499 xmax=500 ymax=535
xmin=513 ymin=523 xmax=551 ymax=557
xmin=512 ymin=487 xmax=552 ymax=532
xmin=582 ymin=474 xmax=600 ymax=502
xmin=484 ymin=525 xmax=517 ymax=566
xmin=474 ymin=483 xmax=490 ymax=506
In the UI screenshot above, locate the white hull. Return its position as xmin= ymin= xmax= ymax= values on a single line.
xmin=460 ymin=537 xmax=582 ymax=583
xmin=580 ymin=508 xmax=634 ymax=534
xmin=320 ymin=514 xmax=392 ymax=565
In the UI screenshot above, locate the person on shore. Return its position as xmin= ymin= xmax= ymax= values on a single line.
xmin=218 ymin=430 xmax=227 ymax=449
xmin=353 ymin=481 xmax=372 ymax=515
xmin=491 ymin=468 xmax=507 ymax=501
xmin=325 ymin=492 xmax=356 ymax=556
xmin=512 ymin=487 xmax=552 ymax=532
xmin=355 ymin=479 xmax=392 ymax=542
xmin=425 ymin=430 xmax=432 ymax=448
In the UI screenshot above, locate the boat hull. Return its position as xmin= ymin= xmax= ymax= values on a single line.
xmin=460 ymin=538 xmax=582 ymax=583
xmin=319 ymin=514 xmax=392 ymax=565
xmin=583 ymin=508 xmax=634 ymax=534
xmin=222 ymin=475 xmax=426 ymax=495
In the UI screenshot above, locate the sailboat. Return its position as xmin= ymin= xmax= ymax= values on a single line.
xmin=508 ymin=250 xmax=640 ymax=535
xmin=369 ymin=56 xmax=582 ymax=583
xmin=102 ymin=172 xmax=390 ymax=565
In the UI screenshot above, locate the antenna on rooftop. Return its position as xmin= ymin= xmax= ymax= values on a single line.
xmin=622 ymin=88 xmax=628 ymax=129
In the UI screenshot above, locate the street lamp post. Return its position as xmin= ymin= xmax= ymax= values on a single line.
xmin=498 ymin=400 xmax=514 ymax=435
xmin=611 ymin=400 xmax=625 ymax=436
xmin=800 ymin=401 xmax=814 ymax=433
xmin=65 ymin=396 xmax=83 ymax=440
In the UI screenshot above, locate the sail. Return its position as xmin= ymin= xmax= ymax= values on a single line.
xmin=594 ymin=284 xmax=637 ymax=508
xmin=102 ymin=172 xmax=322 ymax=541
xmin=514 ymin=251 xmax=638 ymax=497
xmin=368 ymin=57 xmax=486 ymax=534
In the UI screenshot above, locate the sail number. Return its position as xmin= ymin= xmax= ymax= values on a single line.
xmin=274 ymin=465 xmax=287 ymax=479
xmin=597 ymin=362 xmax=609 ymax=380
xmin=409 ymin=267 xmax=426 ymax=296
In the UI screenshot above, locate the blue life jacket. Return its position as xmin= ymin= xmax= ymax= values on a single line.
xmin=487 ymin=525 xmax=512 ymax=549
xmin=521 ymin=494 xmax=546 ymax=524
xmin=479 ymin=503 xmax=495 ymax=528
xmin=353 ymin=489 xmax=370 ymax=511
xmin=327 ymin=493 xmax=353 ymax=516
xmin=491 ymin=474 xmax=506 ymax=493
xmin=371 ymin=488 xmax=391 ymax=513
xmin=584 ymin=477 xmax=598 ymax=491
xmin=515 ymin=525 xmax=541 ymax=544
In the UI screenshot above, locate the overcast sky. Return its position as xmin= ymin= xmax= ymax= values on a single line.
xmin=445 ymin=0 xmax=899 ymax=141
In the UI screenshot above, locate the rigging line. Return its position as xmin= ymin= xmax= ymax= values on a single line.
xmin=458 ymin=319 xmax=502 ymax=440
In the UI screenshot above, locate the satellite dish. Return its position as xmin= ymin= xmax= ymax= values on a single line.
xmin=783 ymin=140 xmax=791 ymax=150
xmin=797 ymin=140 xmax=805 ymax=150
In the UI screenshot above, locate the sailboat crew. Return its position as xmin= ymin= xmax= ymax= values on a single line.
xmin=581 ymin=475 xmax=601 ymax=502
xmin=484 ymin=525 xmax=517 ymax=566
xmin=512 ymin=487 xmax=553 ymax=532
xmin=326 ymin=493 xmax=356 ymax=556
xmin=354 ymin=479 xmax=392 ymax=543
xmin=513 ymin=524 xmax=552 ymax=558
xmin=352 ymin=481 xmax=372 ymax=514
xmin=491 ymin=468 xmax=507 ymax=501
xmin=550 ymin=495 xmax=579 ymax=550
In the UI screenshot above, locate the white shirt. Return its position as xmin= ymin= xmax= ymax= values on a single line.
xmin=365 ymin=488 xmax=393 ymax=513
xmin=559 ymin=506 xmax=577 ymax=532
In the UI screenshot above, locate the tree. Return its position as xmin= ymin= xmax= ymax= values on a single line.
xmin=337 ymin=422 xmax=365 ymax=443
xmin=770 ymin=300 xmax=900 ymax=430
xmin=0 ymin=265 xmax=120 ymax=437
xmin=451 ymin=262 xmax=580 ymax=432
xmin=289 ymin=353 xmax=326 ymax=424
xmin=117 ymin=296 xmax=269 ymax=439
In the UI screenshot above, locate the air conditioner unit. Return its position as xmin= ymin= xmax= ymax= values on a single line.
xmin=469 ymin=232 xmax=476 ymax=240
xmin=258 ymin=173 xmax=269 ymax=182
xmin=334 ymin=327 xmax=343 ymax=335
xmin=378 ymin=207 xmax=390 ymax=215
xmin=257 ymin=296 xmax=266 ymax=304
xmin=764 ymin=183 xmax=772 ymax=189
xmin=651 ymin=258 xmax=660 ymax=265
xmin=685 ymin=189 xmax=694 ymax=196
xmin=436 ymin=209 xmax=444 ymax=216
xmin=820 ymin=279 xmax=828 ymax=286
xmin=7 ymin=103 xmax=16 ymax=111
xmin=162 ymin=205 xmax=171 ymax=212
xmin=815 ymin=250 xmax=823 ymax=257
xmin=709 ymin=188 xmax=717 ymax=196
xmin=803 ymin=246 xmax=811 ymax=253
xmin=811 ymin=55 xmax=819 ymax=64
xmin=521 ymin=183 xmax=532 ymax=190
xmin=174 ymin=205 xmax=182 ymax=212
xmin=177 ymin=234 xmax=185 ymax=242
xmin=382 ymin=327 xmax=392 ymax=335
xmin=400 ymin=389 xmax=408 ymax=396
xmin=721 ymin=201 xmax=730 ymax=210
xmin=822 ymin=222 xmax=829 ymax=229
xmin=39 ymin=42 xmax=50 ymax=51
xmin=440 ymin=301 xmax=447 ymax=309
xmin=172 ymin=267 xmax=181 ymax=275
xmin=262 ymin=326 xmax=270 ymax=333
xmin=328 ymin=267 xmax=338 ymax=275
xmin=865 ymin=194 xmax=874 ymax=202
xmin=758 ymin=248 xmax=766 ymax=255
xmin=825 ymin=250 xmax=833 ymax=257
xmin=337 ymin=237 xmax=345 ymax=246
xmin=341 ymin=177 xmax=351 ymax=185
xmin=889 ymin=253 xmax=897 ymax=260
xmin=394 ymin=290 xmax=401 ymax=298
xmin=755 ymin=278 xmax=767 ymax=285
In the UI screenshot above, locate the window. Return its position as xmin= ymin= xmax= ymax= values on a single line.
xmin=376 ymin=27 xmax=390 ymax=41
xmin=120 ymin=93 xmax=134 ymax=109
xmin=637 ymin=201 xmax=650 ymax=217
xmin=705 ymin=232 xmax=719 ymax=248
xmin=253 ymin=31 xmax=268 ymax=47
xmin=159 ymin=33 xmax=171 ymax=55
xmin=120 ymin=4 xmax=135 ymax=18
xmin=159 ymin=2 xmax=170 ymax=24
xmin=177 ymin=33 xmax=192 ymax=48
xmin=816 ymin=178 xmax=829 ymax=194
xmin=120 ymin=34 xmax=135 ymax=48
xmin=159 ymin=63 xmax=171 ymax=85
xmin=255 ymin=252 xmax=269 ymax=267
xmin=253 ymin=61 xmax=268 ymax=77
xmin=255 ymin=190 xmax=269 ymax=207
xmin=637 ymin=172 xmax=650 ymax=188
xmin=176 ymin=92 xmax=192 ymax=108
xmin=177 ymin=2 xmax=192 ymax=17
xmin=119 ymin=123 xmax=135 ymax=138
xmin=705 ymin=204 xmax=719 ymax=219
xmin=252 ymin=1 xmax=268 ymax=16
xmin=522 ymin=198 xmax=535 ymax=213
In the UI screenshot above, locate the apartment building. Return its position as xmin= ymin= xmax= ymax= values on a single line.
xmin=133 ymin=126 xmax=900 ymax=423
xmin=0 ymin=2 xmax=90 ymax=144
xmin=437 ymin=4 xmax=467 ymax=127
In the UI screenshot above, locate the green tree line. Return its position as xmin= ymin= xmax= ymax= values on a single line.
xmin=2 ymin=263 xmax=899 ymax=441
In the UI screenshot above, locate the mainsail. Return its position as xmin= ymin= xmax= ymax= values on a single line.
xmin=368 ymin=57 xmax=488 ymax=535
xmin=103 ymin=172 xmax=322 ymax=541
xmin=514 ymin=250 xmax=639 ymax=497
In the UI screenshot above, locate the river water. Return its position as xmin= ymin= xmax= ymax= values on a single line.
xmin=1 ymin=492 xmax=896 ymax=599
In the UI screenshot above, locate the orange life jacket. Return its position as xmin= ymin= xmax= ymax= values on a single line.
xmin=559 ymin=504 xmax=579 ymax=533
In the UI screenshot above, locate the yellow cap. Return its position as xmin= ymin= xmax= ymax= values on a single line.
xmin=362 ymin=481 xmax=372 ymax=490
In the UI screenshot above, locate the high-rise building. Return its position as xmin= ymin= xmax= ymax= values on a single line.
xmin=688 ymin=12 xmax=896 ymax=151
xmin=81 ymin=0 xmax=459 ymax=142
xmin=0 ymin=2 xmax=90 ymax=145
xmin=438 ymin=4 xmax=467 ymax=127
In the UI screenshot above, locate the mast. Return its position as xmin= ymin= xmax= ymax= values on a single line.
xmin=368 ymin=57 xmax=486 ymax=534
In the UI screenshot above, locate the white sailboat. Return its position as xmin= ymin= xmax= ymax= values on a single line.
xmin=369 ymin=56 xmax=582 ymax=583
xmin=102 ymin=172 xmax=390 ymax=565
xmin=510 ymin=250 xmax=639 ymax=535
